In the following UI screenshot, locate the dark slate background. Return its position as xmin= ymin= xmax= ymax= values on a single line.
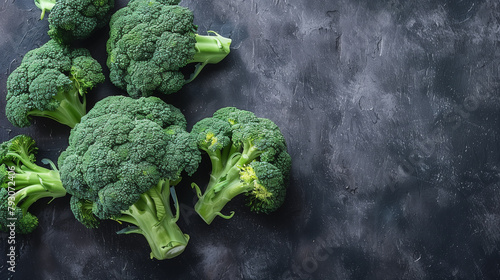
xmin=1 ymin=0 xmax=500 ymax=279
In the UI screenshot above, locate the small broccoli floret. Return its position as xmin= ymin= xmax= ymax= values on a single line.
xmin=35 ymin=0 xmax=114 ymax=43
xmin=106 ymin=0 xmax=231 ymax=98
xmin=239 ymin=161 xmax=286 ymax=213
xmin=6 ymin=40 xmax=105 ymax=128
xmin=0 ymin=135 xmax=66 ymax=234
xmin=58 ymin=96 xmax=201 ymax=260
xmin=191 ymin=107 xmax=291 ymax=224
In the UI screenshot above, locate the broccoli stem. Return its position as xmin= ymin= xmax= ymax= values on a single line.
xmin=116 ymin=179 xmax=190 ymax=260
xmin=206 ymin=149 xmax=224 ymax=183
xmin=27 ymin=86 xmax=86 ymax=128
xmin=6 ymin=161 xmax=66 ymax=215
xmin=5 ymin=155 xmax=44 ymax=175
xmin=193 ymin=143 xmax=262 ymax=224
xmin=186 ymin=32 xmax=232 ymax=83
xmin=34 ymin=0 xmax=56 ymax=20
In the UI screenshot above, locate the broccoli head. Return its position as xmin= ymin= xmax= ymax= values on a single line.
xmin=0 ymin=135 xmax=66 ymax=234
xmin=191 ymin=107 xmax=291 ymax=224
xmin=35 ymin=0 xmax=115 ymax=44
xmin=58 ymin=95 xmax=201 ymax=260
xmin=106 ymin=0 xmax=231 ymax=98
xmin=6 ymin=40 xmax=105 ymax=128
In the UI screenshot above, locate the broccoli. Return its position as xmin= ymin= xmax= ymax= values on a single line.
xmin=58 ymin=95 xmax=201 ymax=260
xmin=0 ymin=135 xmax=66 ymax=234
xmin=190 ymin=107 xmax=291 ymax=225
xmin=106 ymin=0 xmax=232 ymax=98
xmin=6 ymin=40 xmax=105 ymax=128
xmin=35 ymin=0 xmax=115 ymax=44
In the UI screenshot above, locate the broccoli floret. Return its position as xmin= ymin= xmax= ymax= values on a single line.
xmin=35 ymin=0 xmax=114 ymax=43
xmin=58 ymin=95 xmax=201 ymax=260
xmin=191 ymin=107 xmax=291 ymax=224
xmin=0 ymin=135 xmax=66 ymax=234
xmin=6 ymin=40 xmax=105 ymax=128
xmin=106 ymin=0 xmax=231 ymax=98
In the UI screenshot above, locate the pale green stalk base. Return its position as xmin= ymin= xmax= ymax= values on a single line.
xmin=116 ymin=180 xmax=190 ymax=260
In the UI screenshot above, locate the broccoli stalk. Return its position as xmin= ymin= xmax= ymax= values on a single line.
xmin=0 ymin=135 xmax=66 ymax=234
xmin=34 ymin=0 xmax=56 ymax=19
xmin=186 ymin=32 xmax=232 ymax=83
xmin=192 ymin=151 xmax=244 ymax=222
xmin=27 ymin=80 xmax=86 ymax=129
xmin=115 ymin=179 xmax=190 ymax=260
xmin=192 ymin=143 xmax=283 ymax=224
xmin=5 ymin=165 xmax=64 ymax=210
xmin=106 ymin=0 xmax=232 ymax=97
xmin=59 ymin=96 xmax=201 ymax=260
xmin=35 ymin=0 xmax=114 ymax=43
xmin=6 ymin=40 xmax=105 ymax=128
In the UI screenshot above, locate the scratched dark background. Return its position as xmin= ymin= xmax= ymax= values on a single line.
xmin=1 ymin=0 xmax=500 ymax=279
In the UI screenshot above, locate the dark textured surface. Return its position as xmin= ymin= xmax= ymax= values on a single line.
xmin=1 ymin=0 xmax=500 ymax=279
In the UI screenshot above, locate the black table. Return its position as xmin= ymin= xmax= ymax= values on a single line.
xmin=1 ymin=0 xmax=499 ymax=279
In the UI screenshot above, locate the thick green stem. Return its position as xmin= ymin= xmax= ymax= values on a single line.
xmin=190 ymin=32 xmax=232 ymax=64
xmin=194 ymin=164 xmax=250 ymax=224
xmin=34 ymin=0 xmax=56 ymax=20
xmin=194 ymin=172 xmax=254 ymax=224
xmin=27 ymin=86 xmax=86 ymax=128
xmin=116 ymin=180 xmax=189 ymax=260
xmin=205 ymin=148 xmax=224 ymax=185
xmin=186 ymin=32 xmax=232 ymax=83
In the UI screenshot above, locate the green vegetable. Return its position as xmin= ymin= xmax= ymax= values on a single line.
xmin=35 ymin=0 xmax=115 ymax=44
xmin=0 ymin=135 xmax=66 ymax=234
xmin=6 ymin=40 xmax=105 ymax=128
xmin=191 ymin=107 xmax=291 ymax=225
xmin=58 ymin=95 xmax=201 ymax=260
xmin=106 ymin=0 xmax=231 ymax=98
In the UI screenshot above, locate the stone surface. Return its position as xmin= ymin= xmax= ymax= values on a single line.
xmin=1 ymin=0 xmax=499 ymax=279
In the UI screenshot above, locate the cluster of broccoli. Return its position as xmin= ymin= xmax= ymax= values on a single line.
xmin=2 ymin=0 xmax=291 ymax=261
